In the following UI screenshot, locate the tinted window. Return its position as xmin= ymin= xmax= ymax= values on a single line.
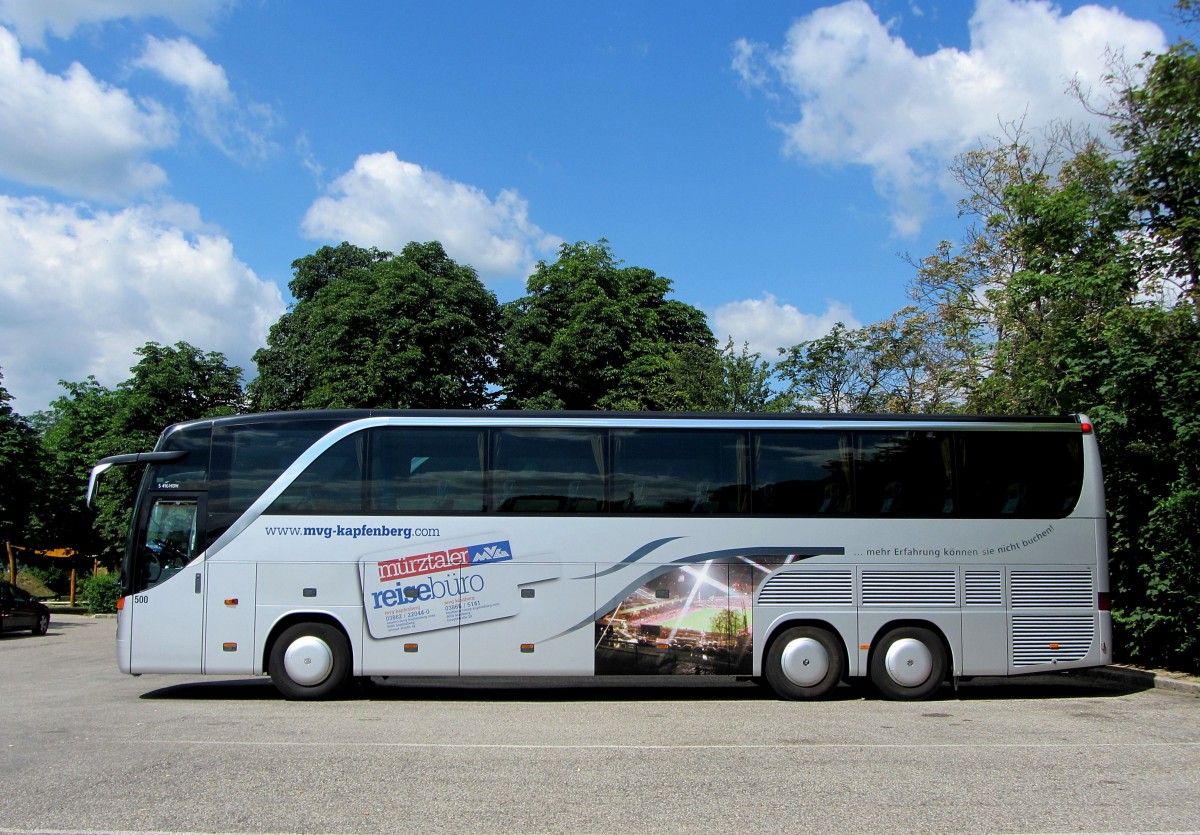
xmin=612 ymin=429 xmax=746 ymax=514
xmin=209 ymin=419 xmax=343 ymax=516
xmin=270 ymin=432 xmax=367 ymax=514
xmin=855 ymin=432 xmax=955 ymax=517
xmin=752 ymin=431 xmax=851 ymax=515
xmin=369 ymin=426 xmax=485 ymax=513
xmin=208 ymin=419 xmax=1087 ymax=522
xmin=151 ymin=424 xmax=211 ymax=487
xmin=958 ymin=431 xmax=1083 ymax=518
xmin=492 ymin=428 xmax=605 ymax=513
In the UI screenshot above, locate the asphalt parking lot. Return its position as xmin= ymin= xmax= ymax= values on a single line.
xmin=1 ymin=614 xmax=1198 ymax=835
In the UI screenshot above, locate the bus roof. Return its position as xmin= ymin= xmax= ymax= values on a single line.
xmin=159 ymin=409 xmax=1086 ymax=436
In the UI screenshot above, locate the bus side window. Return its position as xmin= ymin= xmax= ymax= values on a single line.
xmin=957 ymin=431 xmax=1083 ymax=518
xmin=368 ymin=427 xmax=486 ymax=514
xmin=612 ymin=429 xmax=746 ymax=515
xmin=751 ymin=431 xmax=850 ymax=515
xmin=209 ymin=419 xmax=344 ymax=530
xmin=492 ymin=428 xmax=606 ymax=513
xmin=855 ymin=432 xmax=955 ymax=518
xmin=269 ymin=433 xmax=366 ymax=514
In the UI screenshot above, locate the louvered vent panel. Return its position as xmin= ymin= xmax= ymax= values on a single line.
xmin=757 ymin=571 xmax=853 ymax=607
xmin=1012 ymin=616 xmax=1094 ymax=667
xmin=964 ymin=571 xmax=1003 ymax=606
xmin=1011 ymin=571 xmax=1093 ymax=609
xmin=861 ymin=571 xmax=956 ymax=607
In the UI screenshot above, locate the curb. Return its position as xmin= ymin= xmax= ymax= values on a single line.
xmin=1076 ymin=665 xmax=1200 ymax=696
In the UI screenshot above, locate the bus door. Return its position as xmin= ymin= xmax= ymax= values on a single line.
xmin=202 ymin=559 xmax=257 ymax=675
xmin=127 ymin=493 xmax=207 ymax=674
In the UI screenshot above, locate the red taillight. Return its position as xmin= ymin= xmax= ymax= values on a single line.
xmin=1098 ymin=592 xmax=1111 ymax=611
xmin=1081 ymin=421 xmax=1093 ymax=434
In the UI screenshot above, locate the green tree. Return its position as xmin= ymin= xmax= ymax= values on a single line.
xmin=893 ymin=39 xmax=1200 ymax=669
xmin=1105 ymin=42 xmax=1200 ymax=304
xmin=118 ymin=342 xmax=244 ymax=439
xmin=643 ymin=340 xmax=776 ymax=412
xmin=38 ymin=344 xmax=245 ymax=561
xmin=498 ymin=240 xmax=715 ymax=409
xmin=32 ymin=377 xmax=120 ymax=557
xmin=1087 ymin=305 xmax=1200 ymax=668
xmin=0 ymin=370 xmax=42 ymax=547
xmin=774 ymin=306 xmax=972 ymax=414
xmin=1091 ymin=32 xmax=1200 ymax=670
xmin=250 ymin=241 xmax=500 ymax=410
xmin=716 ymin=341 xmax=777 ymax=412
xmin=933 ymin=134 xmax=1199 ymax=669
xmin=638 ymin=343 xmax=724 ymax=412
xmin=970 ymin=143 xmax=1137 ymax=412
xmin=776 ymin=322 xmax=875 ymax=413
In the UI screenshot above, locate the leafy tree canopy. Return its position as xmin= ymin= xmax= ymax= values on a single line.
xmin=1106 ymin=41 xmax=1200 ymax=304
xmin=0 ymin=370 xmax=41 ymax=545
xmin=36 ymin=343 xmax=244 ymax=559
xmin=250 ymin=241 xmax=500 ymax=411
xmin=498 ymin=240 xmax=716 ymax=409
xmin=117 ymin=342 xmax=244 ymax=440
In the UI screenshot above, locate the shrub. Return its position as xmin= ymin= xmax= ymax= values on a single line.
xmin=1131 ymin=488 xmax=1200 ymax=673
xmin=81 ymin=572 xmax=121 ymax=615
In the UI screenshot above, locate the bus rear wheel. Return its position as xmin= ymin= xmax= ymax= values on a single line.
xmin=765 ymin=626 xmax=844 ymax=700
xmin=869 ymin=626 xmax=947 ymax=701
xmin=269 ymin=622 xmax=350 ymax=700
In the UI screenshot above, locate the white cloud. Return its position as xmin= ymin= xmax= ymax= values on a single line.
xmin=135 ymin=34 xmax=230 ymax=100
xmin=735 ymin=0 xmax=1167 ymax=235
xmin=0 ymin=0 xmax=232 ymax=48
xmin=133 ymin=35 xmax=278 ymax=163
xmin=0 ymin=27 xmax=175 ymax=200
xmin=301 ymin=152 xmax=562 ymax=282
xmin=711 ymin=294 xmax=859 ymax=359
xmin=0 ymin=195 xmax=285 ymax=413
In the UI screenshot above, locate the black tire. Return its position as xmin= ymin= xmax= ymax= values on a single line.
xmin=764 ymin=626 xmax=844 ymax=700
xmin=31 ymin=611 xmax=49 ymax=636
xmin=869 ymin=626 xmax=947 ymax=701
xmin=268 ymin=622 xmax=351 ymax=700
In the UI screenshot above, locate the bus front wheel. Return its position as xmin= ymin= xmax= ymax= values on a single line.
xmin=869 ymin=626 xmax=947 ymax=701
xmin=765 ymin=626 xmax=844 ymax=700
xmin=269 ymin=622 xmax=351 ymax=700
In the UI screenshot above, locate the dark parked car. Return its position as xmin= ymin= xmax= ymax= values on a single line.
xmin=0 ymin=580 xmax=50 ymax=636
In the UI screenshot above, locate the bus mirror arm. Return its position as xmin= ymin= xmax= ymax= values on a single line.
xmin=86 ymin=450 xmax=189 ymax=509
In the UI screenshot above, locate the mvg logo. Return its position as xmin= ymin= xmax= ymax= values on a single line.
xmin=470 ymin=541 xmax=512 ymax=564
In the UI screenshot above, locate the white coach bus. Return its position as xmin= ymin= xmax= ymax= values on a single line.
xmin=88 ymin=411 xmax=1111 ymax=701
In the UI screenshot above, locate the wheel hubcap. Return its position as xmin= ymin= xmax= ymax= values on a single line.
xmin=884 ymin=637 xmax=933 ymax=687
xmin=283 ymin=635 xmax=334 ymax=686
xmin=779 ymin=636 xmax=830 ymax=687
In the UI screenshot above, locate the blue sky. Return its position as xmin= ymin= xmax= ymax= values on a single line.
xmin=0 ymin=0 xmax=1184 ymax=412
